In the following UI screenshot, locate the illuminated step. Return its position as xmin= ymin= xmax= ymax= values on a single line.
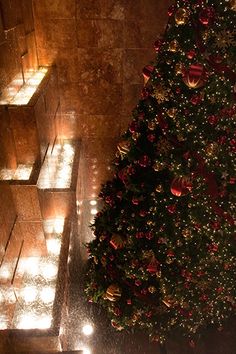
xmin=0 ymin=164 xmax=33 ymax=181
xmin=0 ymin=67 xmax=48 ymax=106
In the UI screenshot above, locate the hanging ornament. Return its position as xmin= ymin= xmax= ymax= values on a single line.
xmin=169 ymin=39 xmax=179 ymax=52
xmin=229 ymin=0 xmax=236 ymax=11
xmin=153 ymin=161 xmax=165 ymax=172
xmin=156 ymin=184 xmax=164 ymax=193
xmin=182 ymin=64 xmax=207 ymax=89
xmin=147 ymin=257 xmax=160 ymax=274
xmin=182 ymin=228 xmax=192 ymax=239
xmin=148 ymin=121 xmax=156 ymax=130
xmin=142 ymin=65 xmax=155 ymax=85
xmin=213 ymin=29 xmax=236 ymax=50
xmin=110 ymin=234 xmax=126 ymax=250
xmin=105 ymin=284 xmax=122 ymax=302
xmin=171 ymin=177 xmax=192 ymax=197
xmin=175 ymin=8 xmax=189 ymax=25
xmin=175 ymin=63 xmax=183 ymax=75
xmin=154 ymin=38 xmax=163 ymax=53
xmin=186 ymin=50 xmax=196 ymax=60
xmin=117 ymin=140 xmax=130 ymax=157
xmin=156 ymin=137 xmax=172 ymax=154
xmin=168 ymin=4 xmax=176 ymax=17
xmin=167 ymin=107 xmax=177 ymax=118
xmin=199 ymin=7 xmax=215 ymax=26
xmin=152 ymin=84 xmax=171 ymax=103
xmin=205 ymin=142 xmax=218 ymax=156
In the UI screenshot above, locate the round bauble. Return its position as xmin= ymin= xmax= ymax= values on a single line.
xmin=175 ymin=8 xmax=189 ymax=25
xmin=106 ymin=284 xmax=122 ymax=302
xmin=171 ymin=176 xmax=192 ymax=197
xmin=182 ymin=63 xmax=207 ymax=89
xmin=169 ymin=39 xmax=179 ymax=52
xmin=110 ymin=234 xmax=126 ymax=250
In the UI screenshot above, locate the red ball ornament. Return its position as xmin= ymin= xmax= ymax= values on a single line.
xmin=147 ymin=258 xmax=159 ymax=273
xmin=139 ymin=155 xmax=150 ymax=167
xmin=167 ymin=204 xmax=176 ymax=214
xmin=168 ymin=4 xmax=176 ymax=16
xmin=171 ymin=177 xmax=192 ymax=197
xmin=190 ymin=94 xmax=202 ymax=105
xmin=186 ymin=50 xmax=196 ymax=60
xmin=182 ymin=63 xmax=207 ymax=89
xmin=154 ymin=39 xmax=163 ymax=53
xmin=199 ymin=7 xmax=215 ymax=26
xmin=208 ymin=114 xmax=219 ymax=125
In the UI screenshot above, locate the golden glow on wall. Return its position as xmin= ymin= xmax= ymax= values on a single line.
xmin=0 ymin=67 xmax=48 ymax=106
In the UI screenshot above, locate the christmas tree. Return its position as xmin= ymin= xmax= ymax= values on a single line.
xmin=85 ymin=0 xmax=236 ymax=345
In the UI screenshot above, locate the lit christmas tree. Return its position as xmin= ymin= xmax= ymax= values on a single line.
xmin=85 ymin=0 xmax=236 ymax=346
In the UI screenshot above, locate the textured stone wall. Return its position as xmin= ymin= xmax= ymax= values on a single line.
xmin=33 ymin=0 xmax=173 ymax=140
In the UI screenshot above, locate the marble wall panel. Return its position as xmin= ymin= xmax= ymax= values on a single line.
xmin=21 ymin=0 xmax=34 ymax=33
xmin=26 ymin=30 xmax=38 ymax=71
xmin=0 ymin=30 xmax=23 ymax=94
xmin=34 ymin=0 xmax=76 ymax=19
xmin=76 ymin=0 xmax=125 ymax=20
xmin=15 ymin=23 xmax=27 ymax=55
xmin=76 ymin=48 xmax=123 ymax=84
xmin=0 ymin=10 xmax=5 ymax=44
xmin=0 ymin=184 xmax=16 ymax=262
xmin=10 ymin=185 xmax=42 ymax=221
xmin=18 ymin=221 xmax=47 ymax=257
xmin=38 ymin=190 xmax=76 ymax=219
xmin=0 ymin=0 xmax=22 ymax=30
xmin=76 ymin=19 xmax=123 ymax=48
xmin=77 ymin=114 xmax=121 ymax=139
xmin=0 ymin=106 xmax=17 ymax=169
xmin=8 ymin=106 xmax=41 ymax=164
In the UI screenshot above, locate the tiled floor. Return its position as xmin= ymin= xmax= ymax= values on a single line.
xmin=64 ymin=146 xmax=236 ymax=354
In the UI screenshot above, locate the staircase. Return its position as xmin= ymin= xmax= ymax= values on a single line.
xmin=0 ymin=63 xmax=79 ymax=354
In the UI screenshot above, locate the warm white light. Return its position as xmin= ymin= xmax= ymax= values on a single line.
xmin=54 ymin=218 xmax=64 ymax=233
xmin=90 ymin=200 xmax=97 ymax=206
xmin=0 ymin=165 xmax=33 ymax=181
xmin=83 ymin=348 xmax=91 ymax=354
xmin=21 ymin=286 xmax=37 ymax=303
xmin=36 ymin=315 xmax=52 ymax=329
xmin=82 ymin=324 xmax=94 ymax=336
xmin=0 ymin=316 xmax=8 ymax=329
xmin=0 ymin=265 xmax=11 ymax=280
xmin=47 ymin=238 xmax=61 ymax=255
xmin=24 ymin=257 xmax=40 ymax=276
xmin=41 ymin=263 xmax=57 ymax=280
xmin=40 ymin=287 xmax=55 ymax=304
xmin=17 ymin=314 xmax=35 ymax=329
xmin=90 ymin=208 xmax=97 ymax=215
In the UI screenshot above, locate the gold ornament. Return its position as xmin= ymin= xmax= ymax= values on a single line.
xmin=182 ymin=228 xmax=192 ymax=239
xmin=175 ymin=8 xmax=189 ymax=25
xmin=229 ymin=0 xmax=236 ymax=11
xmin=152 ymin=84 xmax=171 ymax=104
xmin=169 ymin=39 xmax=179 ymax=52
xmin=153 ymin=161 xmax=164 ymax=172
xmin=132 ymin=132 xmax=140 ymax=141
xmin=101 ymin=256 xmax=107 ymax=266
xmin=167 ymin=107 xmax=177 ymax=118
xmin=148 ymin=121 xmax=156 ymax=130
xmin=213 ymin=29 xmax=236 ymax=50
xmin=205 ymin=142 xmax=218 ymax=156
xmin=162 ymin=298 xmax=172 ymax=308
xmin=93 ymin=256 xmax=98 ymax=264
xmin=156 ymin=137 xmax=172 ymax=154
xmin=156 ymin=184 xmax=163 ymax=193
xmin=105 ymin=284 xmax=122 ymax=302
xmin=175 ymin=63 xmax=183 ymax=75
xmin=110 ymin=234 xmax=126 ymax=250
xmin=148 ymin=286 xmax=157 ymax=293
xmin=117 ymin=140 xmax=130 ymax=157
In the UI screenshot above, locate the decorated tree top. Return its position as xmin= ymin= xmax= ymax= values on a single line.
xmin=85 ymin=0 xmax=236 ymax=345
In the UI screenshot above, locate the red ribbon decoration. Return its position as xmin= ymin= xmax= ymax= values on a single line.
xmin=142 ymin=65 xmax=155 ymax=85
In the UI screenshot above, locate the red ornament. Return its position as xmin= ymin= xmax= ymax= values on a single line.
xmin=208 ymin=114 xmax=219 ymax=125
xmin=190 ymin=94 xmax=202 ymax=105
xmin=168 ymin=4 xmax=176 ymax=16
xmin=139 ymin=155 xmax=150 ymax=167
xmin=142 ymin=65 xmax=154 ymax=84
xmin=183 ymin=63 xmax=207 ymax=89
xmin=147 ymin=258 xmax=159 ymax=273
xmin=170 ymin=177 xmax=192 ymax=197
xmin=199 ymin=7 xmax=215 ymax=26
xmin=129 ymin=121 xmax=138 ymax=133
xmin=167 ymin=204 xmax=176 ymax=214
xmin=154 ymin=39 xmax=163 ymax=53
xmin=186 ymin=50 xmax=196 ymax=60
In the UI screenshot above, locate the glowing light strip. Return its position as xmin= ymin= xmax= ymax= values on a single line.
xmin=0 ymin=67 xmax=48 ymax=106
xmin=37 ymin=142 xmax=75 ymax=189
xmin=0 ymin=164 xmax=33 ymax=181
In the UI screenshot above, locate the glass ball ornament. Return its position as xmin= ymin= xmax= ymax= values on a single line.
xmin=175 ymin=8 xmax=189 ymax=25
